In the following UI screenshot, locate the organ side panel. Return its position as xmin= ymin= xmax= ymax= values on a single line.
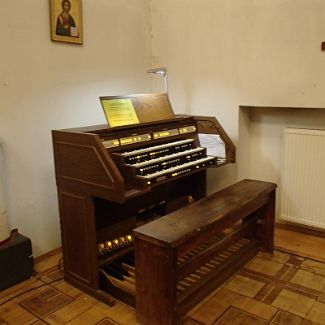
xmin=52 ymin=130 xmax=125 ymax=202
xmin=193 ymin=115 xmax=236 ymax=164
xmin=58 ymin=191 xmax=97 ymax=287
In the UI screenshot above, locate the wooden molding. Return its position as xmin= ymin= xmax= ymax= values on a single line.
xmin=322 ymin=41 xmax=325 ymax=51
xmin=275 ymin=222 xmax=325 ymax=239
xmin=34 ymin=247 xmax=62 ymax=263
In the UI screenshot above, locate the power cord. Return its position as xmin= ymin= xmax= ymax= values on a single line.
xmin=0 ymin=256 xmax=64 ymax=306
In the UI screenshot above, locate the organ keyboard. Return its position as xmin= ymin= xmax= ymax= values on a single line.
xmin=113 ymin=137 xmax=220 ymax=187
xmin=52 ymin=93 xmax=238 ymax=320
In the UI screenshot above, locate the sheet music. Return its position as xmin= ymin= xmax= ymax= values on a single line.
xmin=101 ymin=98 xmax=139 ymax=127
xmin=198 ymin=133 xmax=226 ymax=158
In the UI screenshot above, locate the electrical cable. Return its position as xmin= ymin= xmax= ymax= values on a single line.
xmin=0 ymin=256 xmax=64 ymax=306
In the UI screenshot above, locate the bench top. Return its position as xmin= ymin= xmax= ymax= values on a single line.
xmin=133 ymin=179 xmax=276 ymax=248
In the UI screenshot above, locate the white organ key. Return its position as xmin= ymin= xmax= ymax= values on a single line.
xmin=125 ymin=147 xmax=205 ymax=167
xmin=120 ymin=139 xmax=194 ymax=157
xmin=138 ymin=156 xmax=216 ymax=179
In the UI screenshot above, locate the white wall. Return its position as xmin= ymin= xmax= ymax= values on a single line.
xmin=0 ymin=0 xmax=151 ymax=256
xmin=149 ymin=0 xmax=325 ymax=193
xmin=239 ymin=106 xmax=325 ymax=218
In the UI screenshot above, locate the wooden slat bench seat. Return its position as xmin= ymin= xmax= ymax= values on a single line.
xmin=133 ymin=179 xmax=277 ymax=325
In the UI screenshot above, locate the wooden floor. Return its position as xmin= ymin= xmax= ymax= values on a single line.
xmin=275 ymin=227 xmax=325 ymax=263
xmin=1 ymin=228 xmax=325 ymax=325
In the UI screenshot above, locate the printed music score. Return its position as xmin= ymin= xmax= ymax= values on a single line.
xmin=198 ymin=133 xmax=226 ymax=159
xmin=101 ymin=98 xmax=139 ymax=127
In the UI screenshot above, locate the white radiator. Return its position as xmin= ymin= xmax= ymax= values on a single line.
xmin=281 ymin=128 xmax=325 ymax=229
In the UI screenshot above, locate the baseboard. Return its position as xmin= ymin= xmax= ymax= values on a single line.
xmin=34 ymin=247 xmax=62 ymax=263
xmin=275 ymin=221 xmax=325 ymax=239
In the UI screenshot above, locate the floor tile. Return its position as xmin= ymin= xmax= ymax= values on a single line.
xmin=214 ymin=306 xmax=267 ymax=325
xmin=0 ymin=300 xmax=38 ymax=324
xmin=257 ymin=251 xmax=290 ymax=265
xmin=20 ymin=287 xmax=74 ymax=317
xmin=182 ymin=318 xmax=204 ymax=325
xmin=290 ymin=270 xmax=325 ymax=292
xmin=231 ymin=294 xmax=278 ymax=320
xmin=44 ymin=291 xmax=99 ymax=323
xmin=245 ymin=257 xmax=284 ymax=276
xmin=300 ymin=320 xmax=322 ymax=325
xmin=224 ymin=274 xmax=265 ymax=297
xmin=270 ymin=310 xmax=303 ymax=325
xmin=189 ymin=288 xmax=239 ymax=325
xmin=95 ymin=317 xmax=120 ymax=325
xmin=305 ymin=301 xmax=325 ymax=325
xmin=0 ymin=317 xmax=7 ymax=325
xmin=65 ymin=303 xmax=122 ymax=325
xmin=301 ymin=259 xmax=325 ymax=277
xmin=272 ymin=289 xmax=315 ymax=318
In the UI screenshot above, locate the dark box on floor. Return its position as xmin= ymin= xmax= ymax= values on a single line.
xmin=0 ymin=233 xmax=33 ymax=291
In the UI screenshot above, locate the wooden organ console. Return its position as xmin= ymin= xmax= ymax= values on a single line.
xmin=52 ymin=93 xmax=275 ymax=324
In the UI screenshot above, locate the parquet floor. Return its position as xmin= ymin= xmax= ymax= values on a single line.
xmin=1 ymin=228 xmax=325 ymax=325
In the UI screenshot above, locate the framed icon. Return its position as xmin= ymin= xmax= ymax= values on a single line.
xmin=50 ymin=0 xmax=83 ymax=44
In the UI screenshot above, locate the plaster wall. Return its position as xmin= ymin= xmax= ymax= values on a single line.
xmin=0 ymin=0 xmax=151 ymax=256
xmin=149 ymin=0 xmax=325 ymax=193
xmin=239 ymin=106 xmax=325 ymax=218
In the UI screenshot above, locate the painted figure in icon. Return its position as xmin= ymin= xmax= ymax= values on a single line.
xmin=56 ymin=0 xmax=78 ymax=37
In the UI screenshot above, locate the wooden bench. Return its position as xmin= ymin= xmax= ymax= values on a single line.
xmin=133 ymin=179 xmax=276 ymax=325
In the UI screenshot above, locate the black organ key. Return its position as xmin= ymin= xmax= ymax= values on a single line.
xmin=120 ymin=254 xmax=135 ymax=267
xmin=110 ymin=262 xmax=130 ymax=277
xmin=103 ymin=265 xmax=125 ymax=281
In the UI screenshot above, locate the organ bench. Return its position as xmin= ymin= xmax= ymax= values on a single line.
xmin=134 ymin=179 xmax=276 ymax=325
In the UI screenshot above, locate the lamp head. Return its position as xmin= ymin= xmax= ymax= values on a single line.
xmin=147 ymin=67 xmax=168 ymax=77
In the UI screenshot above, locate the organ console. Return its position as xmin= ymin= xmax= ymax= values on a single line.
xmin=52 ymin=93 xmax=275 ymax=324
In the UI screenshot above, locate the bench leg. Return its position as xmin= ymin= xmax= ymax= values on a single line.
xmin=260 ymin=190 xmax=275 ymax=253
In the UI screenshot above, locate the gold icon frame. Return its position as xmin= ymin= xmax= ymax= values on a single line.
xmin=50 ymin=0 xmax=83 ymax=44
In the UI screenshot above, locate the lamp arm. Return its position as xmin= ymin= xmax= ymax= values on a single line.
xmin=164 ymin=75 xmax=168 ymax=94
